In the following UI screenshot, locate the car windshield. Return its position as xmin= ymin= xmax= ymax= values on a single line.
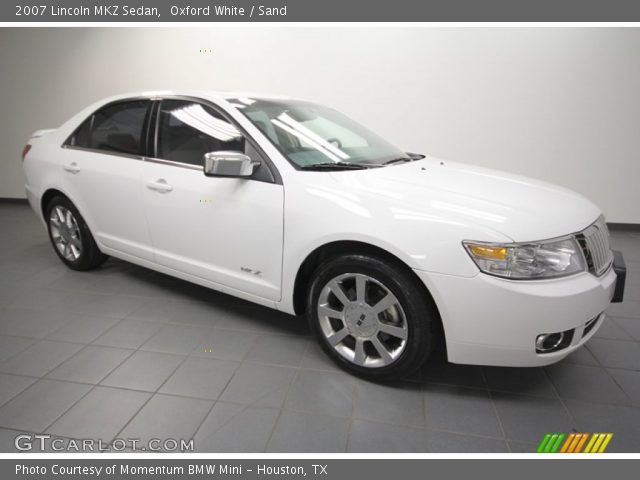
xmin=232 ymin=98 xmax=408 ymax=168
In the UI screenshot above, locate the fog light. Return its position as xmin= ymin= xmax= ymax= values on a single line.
xmin=536 ymin=332 xmax=565 ymax=352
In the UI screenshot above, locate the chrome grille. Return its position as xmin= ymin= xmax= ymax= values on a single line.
xmin=578 ymin=217 xmax=613 ymax=276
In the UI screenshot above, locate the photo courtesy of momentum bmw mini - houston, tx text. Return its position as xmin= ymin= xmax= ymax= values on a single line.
xmin=22 ymin=91 xmax=627 ymax=380
xmin=2 ymin=0 xmax=640 ymax=471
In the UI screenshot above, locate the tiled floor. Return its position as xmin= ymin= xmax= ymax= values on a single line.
xmin=0 ymin=202 xmax=639 ymax=452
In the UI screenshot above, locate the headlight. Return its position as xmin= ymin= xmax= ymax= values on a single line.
xmin=463 ymin=236 xmax=586 ymax=279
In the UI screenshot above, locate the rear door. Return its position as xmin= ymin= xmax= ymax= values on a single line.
xmin=61 ymin=99 xmax=154 ymax=260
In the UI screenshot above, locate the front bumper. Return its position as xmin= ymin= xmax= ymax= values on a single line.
xmin=415 ymin=251 xmax=626 ymax=367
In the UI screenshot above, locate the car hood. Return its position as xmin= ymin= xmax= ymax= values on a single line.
xmin=329 ymin=157 xmax=601 ymax=242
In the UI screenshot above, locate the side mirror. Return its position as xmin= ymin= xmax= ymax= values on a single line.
xmin=203 ymin=151 xmax=260 ymax=177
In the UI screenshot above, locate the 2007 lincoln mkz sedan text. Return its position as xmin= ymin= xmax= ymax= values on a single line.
xmin=21 ymin=91 xmax=627 ymax=379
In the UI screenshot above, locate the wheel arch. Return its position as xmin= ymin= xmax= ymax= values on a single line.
xmin=40 ymin=188 xmax=68 ymax=218
xmin=291 ymin=240 xmax=445 ymax=345
xmin=40 ymin=187 xmax=98 ymax=236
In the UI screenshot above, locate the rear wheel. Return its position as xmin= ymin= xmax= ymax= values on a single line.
xmin=307 ymin=254 xmax=436 ymax=380
xmin=45 ymin=195 xmax=107 ymax=271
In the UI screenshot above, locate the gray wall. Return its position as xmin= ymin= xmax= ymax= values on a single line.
xmin=1 ymin=27 xmax=639 ymax=222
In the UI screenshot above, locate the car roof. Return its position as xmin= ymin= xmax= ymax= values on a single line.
xmin=97 ymin=90 xmax=297 ymax=106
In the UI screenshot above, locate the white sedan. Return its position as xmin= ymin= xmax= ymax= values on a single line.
xmin=21 ymin=91 xmax=626 ymax=379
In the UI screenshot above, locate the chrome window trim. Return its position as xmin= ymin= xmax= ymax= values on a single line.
xmin=143 ymin=156 xmax=201 ymax=171
xmin=61 ymin=144 xmax=144 ymax=161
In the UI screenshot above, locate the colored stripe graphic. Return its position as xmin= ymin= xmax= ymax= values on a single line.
xmin=537 ymin=434 xmax=552 ymax=453
xmin=597 ymin=434 xmax=613 ymax=453
xmin=575 ymin=433 xmax=589 ymax=452
xmin=537 ymin=433 xmax=566 ymax=453
xmin=539 ymin=433 xmax=612 ymax=453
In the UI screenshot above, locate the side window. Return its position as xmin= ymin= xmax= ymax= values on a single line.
xmin=156 ymin=100 xmax=245 ymax=166
xmin=68 ymin=100 xmax=149 ymax=156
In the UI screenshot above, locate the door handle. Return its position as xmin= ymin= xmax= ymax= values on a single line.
xmin=146 ymin=179 xmax=173 ymax=193
xmin=63 ymin=162 xmax=80 ymax=174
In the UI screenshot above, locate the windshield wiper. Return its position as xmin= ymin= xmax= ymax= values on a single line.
xmin=383 ymin=153 xmax=426 ymax=165
xmin=299 ymin=162 xmax=371 ymax=171
xmin=383 ymin=157 xmax=413 ymax=165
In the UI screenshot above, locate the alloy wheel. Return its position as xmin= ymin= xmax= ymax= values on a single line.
xmin=317 ymin=273 xmax=408 ymax=368
xmin=49 ymin=205 xmax=82 ymax=261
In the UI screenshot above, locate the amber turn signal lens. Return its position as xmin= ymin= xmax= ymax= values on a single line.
xmin=468 ymin=244 xmax=508 ymax=260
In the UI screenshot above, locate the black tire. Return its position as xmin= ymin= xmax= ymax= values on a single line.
xmin=45 ymin=195 xmax=108 ymax=271
xmin=307 ymin=253 xmax=436 ymax=380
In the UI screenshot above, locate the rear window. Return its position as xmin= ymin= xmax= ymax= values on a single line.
xmin=67 ymin=100 xmax=149 ymax=156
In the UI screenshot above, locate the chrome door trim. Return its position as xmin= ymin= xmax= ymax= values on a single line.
xmin=143 ymin=156 xmax=202 ymax=171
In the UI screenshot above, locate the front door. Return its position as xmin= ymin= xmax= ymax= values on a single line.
xmin=141 ymin=99 xmax=284 ymax=301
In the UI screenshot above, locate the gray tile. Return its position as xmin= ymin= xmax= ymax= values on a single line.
xmin=0 ymin=374 xmax=37 ymax=407
xmin=0 ymin=336 xmax=36 ymax=363
xmin=285 ymin=370 xmax=354 ymax=418
xmin=607 ymin=368 xmax=640 ymax=406
xmin=191 ymin=328 xmax=257 ymax=361
xmin=166 ymin=301 xmax=221 ymax=328
xmin=492 ymin=393 xmax=576 ymax=443
xmin=483 ymin=367 xmax=557 ymax=398
xmin=140 ymin=324 xmax=211 ymax=355
xmin=0 ymin=428 xmax=20 ymax=452
xmin=69 ymin=293 xmax=147 ymax=319
xmin=587 ymin=338 xmax=640 ymax=370
xmin=267 ymin=411 xmax=349 ymax=452
xmin=564 ymin=399 xmax=640 ymax=452
xmin=126 ymin=299 xmax=195 ymax=324
xmin=93 ymin=319 xmax=161 ymax=349
xmin=427 ymin=431 xmax=509 ymax=453
xmin=0 ymin=340 xmax=83 ymax=377
xmin=593 ymin=317 xmax=634 ymax=341
xmin=421 ymin=360 xmax=486 ymax=389
xmin=212 ymin=304 xmax=299 ymax=334
xmin=46 ymin=346 xmax=133 ymax=384
xmin=299 ymin=343 xmax=341 ymax=372
xmin=0 ymin=285 xmax=20 ymax=308
xmin=160 ymin=357 xmax=239 ymax=400
xmin=546 ymin=363 xmax=631 ymax=405
xmin=607 ymin=299 xmax=640 ymax=320
xmin=0 ymin=308 xmax=73 ymax=339
xmin=424 ymin=385 xmax=502 ymax=438
xmin=0 ymin=379 xmax=91 ymax=432
xmin=119 ymin=394 xmax=212 ymax=449
xmin=354 ymin=380 xmax=424 ymax=427
xmin=348 ymin=419 xmax=427 ymax=452
xmin=46 ymin=386 xmax=150 ymax=442
xmin=245 ymin=334 xmax=309 ymax=367
xmin=614 ymin=316 xmax=640 ymax=341
xmin=47 ymin=315 xmax=121 ymax=344
xmin=507 ymin=441 xmax=539 ymax=453
xmin=193 ymin=402 xmax=279 ymax=452
xmin=220 ymin=363 xmax=296 ymax=408
xmin=8 ymin=288 xmax=71 ymax=312
xmin=559 ymin=345 xmax=599 ymax=366
xmin=101 ymin=351 xmax=184 ymax=392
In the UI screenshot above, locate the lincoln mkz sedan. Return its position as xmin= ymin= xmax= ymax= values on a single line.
xmin=21 ymin=91 xmax=626 ymax=379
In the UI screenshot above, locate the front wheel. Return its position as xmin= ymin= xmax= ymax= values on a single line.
xmin=307 ymin=254 xmax=436 ymax=380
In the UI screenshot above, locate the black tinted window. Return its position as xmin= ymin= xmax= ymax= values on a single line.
xmin=157 ymin=100 xmax=245 ymax=166
xmin=70 ymin=100 xmax=149 ymax=156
